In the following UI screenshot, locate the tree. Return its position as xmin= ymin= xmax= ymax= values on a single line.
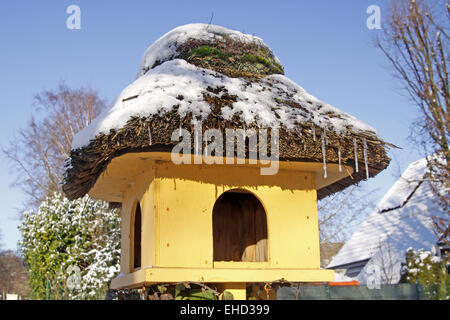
xmin=0 ymin=228 xmax=3 ymax=252
xmin=375 ymin=239 xmax=403 ymax=285
xmin=0 ymin=250 xmax=30 ymax=299
xmin=6 ymin=84 xmax=122 ymax=300
xmin=19 ymin=192 xmax=121 ymax=300
xmin=318 ymin=185 xmax=376 ymax=243
xmin=2 ymin=83 xmax=107 ymax=208
xmin=318 ymin=184 xmax=376 ymax=266
xmin=400 ymin=247 xmax=449 ymax=299
xmin=376 ymin=0 xmax=449 ymax=243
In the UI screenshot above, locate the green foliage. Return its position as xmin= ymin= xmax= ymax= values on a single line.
xmin=184 ymin=44 xmax=284 ymax=78
xmin=187 ymin=45 xmax=230 ymax=61
xmin=221 ymin=290 xmax=234 ymax=300
xmin=185 ymin=288 xmax=217 ymax=300
xmin=173 ymin=282 xmax=217 ymax=300
xmin=148 ymin=282 xmax=228 ymax=300
xmin=19 ymin=192 xmax=121 ymax=300
xmin=241 ymin=53 xmax=284 ymax=74
xmin=400 ymin=248 xmax=449 ymax=300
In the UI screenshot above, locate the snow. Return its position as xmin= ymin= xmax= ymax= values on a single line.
xmin=401 ymin=248 xmax=443 ymax=283
xmin=136 ymin=23 xmax=278 ymax=79
xmin=376 ymin=158 xmax=427 ymax=212
xmin=333 ymin=272 xmax=357 ymax=282
xmin=430 ymin=256 xmax=442 ymax=264
xmin=327 ymin=157 xmax=446 ymax=285
xmin=72 ymin=57 xmax=378 ymax=150
xmin=19 ymin=193 xmax=121 ymax=299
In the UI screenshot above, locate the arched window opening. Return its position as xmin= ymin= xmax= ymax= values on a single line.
xmin=133 ymin=202 xmax=142 ymax=270
xmin=213 ymin=190 xmax=268 ymax=262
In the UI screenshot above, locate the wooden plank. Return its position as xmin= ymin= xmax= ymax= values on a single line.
xmin=110 ymin=267 xmax=335 ymax=290
xmin=213 ymin=192 xmax=268 ymax=263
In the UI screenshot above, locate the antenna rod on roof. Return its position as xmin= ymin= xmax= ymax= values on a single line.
xmin=206 ymin=12 xmax=214 ymax=30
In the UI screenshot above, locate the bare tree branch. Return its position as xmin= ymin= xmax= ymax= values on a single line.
xmin=377 ymin=0 xmax=449 ymax=243
xmin=1 ymin=83 xmax=107 ymax=208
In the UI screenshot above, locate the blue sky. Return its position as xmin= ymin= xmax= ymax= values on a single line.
xmin=0 ymin=1 xmax=423 ymax=250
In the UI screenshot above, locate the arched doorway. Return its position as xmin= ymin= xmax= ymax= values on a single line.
xmin=213 ymin=190 xmax=268 ymax=262
xmin=132 ymin=202 xmax=142 ymax=270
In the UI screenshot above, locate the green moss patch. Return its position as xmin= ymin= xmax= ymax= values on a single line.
xmin=186 ymin=45 xmax=230 ymax=61
xmin=241 ymin=53 xmax=284 ymax=74
xmin=151 ymin=38 xmax=286 ymax=80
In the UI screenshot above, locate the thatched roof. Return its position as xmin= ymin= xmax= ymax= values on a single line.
xmin=63 ymin=24 xmax=393 ymax=201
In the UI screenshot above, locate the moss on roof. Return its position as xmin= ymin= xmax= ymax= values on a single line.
xmin=145 ymin=37 xmax=284 ymax=79
xmin=63 ymin=24 xmax=393 ymax=201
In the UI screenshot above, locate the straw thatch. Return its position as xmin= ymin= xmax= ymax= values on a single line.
xmin=63 ymin=25 xmax=393 ymax=201
xmin=63 ymin=110 xmax=392 ymax=200
xmin=146 ymin=38 xmax=284 ymax=80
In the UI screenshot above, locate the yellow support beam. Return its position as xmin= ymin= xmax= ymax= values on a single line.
xmin=110 ymin=267 xmax=334 ymax=290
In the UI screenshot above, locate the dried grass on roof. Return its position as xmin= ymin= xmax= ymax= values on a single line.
xmin=144 ymin=37 xmax=283 ymax=79
xmin=63 ymin=98 xmax=392 ymax=200
xmin=63 ymin=33 xmax=393 ymax=200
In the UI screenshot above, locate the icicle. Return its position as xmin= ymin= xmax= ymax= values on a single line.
xmin=363 ymin=138 xmax=369 ymax=179
xmin=179 ymin=124 xmax=182 ymax=138
xmin=148 ymin=125 xmax=152 ymax=146
xmin=194 ymin=119 xmax=201 ymax=156
xmin=192 ymin=118 xmax=203 ymax=164
xmin=353 ymin=138 xmax=359 ymax=173
xmin=321 ymin=134 xmax=327 ymax=179
xmin=312 ymin=127 xmax=316 ymax=141
xmin=338 ymin=145 xmax=342 ymax=172
xmin=195 ymin=133 xmax=199 ymax=155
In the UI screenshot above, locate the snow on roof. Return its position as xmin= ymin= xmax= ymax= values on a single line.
xmin=376 ymin=159 xmax=428 ymax=212
xmin=71 ymin=24 xmax=382 ymax=150
xmin=333 ymin=272 xmax=357 ymax=283
xmin=72 ymin=58 xmax=377 ymax=150
xmin=136 ymin=23 xmax=278 ymax=79
xmin=327 ymin=158 xmax=444 ymax=278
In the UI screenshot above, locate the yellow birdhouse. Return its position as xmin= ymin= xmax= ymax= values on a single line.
xmin=63 ymin=24 xmax=391 ymax=300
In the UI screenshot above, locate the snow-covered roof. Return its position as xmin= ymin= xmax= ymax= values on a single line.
xmin=64 ymin=23 xmax=391 ymax=201
xmin=71 ymin=23 xmax=382 ymax=150
xmin=72 ymin=59 xmax=376 ymax=150
xmin=327 ymin=157 xmax=446 ymax=284
xmin=137 ymin=23 xmax=279 ymax=78
xmin=333 ymin=272 xmax=357 ymax=283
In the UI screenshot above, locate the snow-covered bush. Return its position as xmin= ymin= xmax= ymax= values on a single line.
xmin=19 ymin=192 xmax=121 ymax=300
xmin=400 ymin=248 xmax=448 ymax=300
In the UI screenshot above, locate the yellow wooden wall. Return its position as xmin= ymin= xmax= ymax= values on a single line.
xmin=120 ymin=160 xmax=321 ymax=273
xmin=121 ymin=162 xmax=156 ymax=273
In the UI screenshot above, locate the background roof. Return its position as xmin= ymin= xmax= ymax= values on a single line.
xmin=327 ymin=158 xmax=445 ymax=283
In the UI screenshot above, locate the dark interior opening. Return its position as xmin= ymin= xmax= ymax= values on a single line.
xmin=213 ymin=191 xmax=268 ymax=262
xmin=133 ymin=203 xmax=142 ymax=270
